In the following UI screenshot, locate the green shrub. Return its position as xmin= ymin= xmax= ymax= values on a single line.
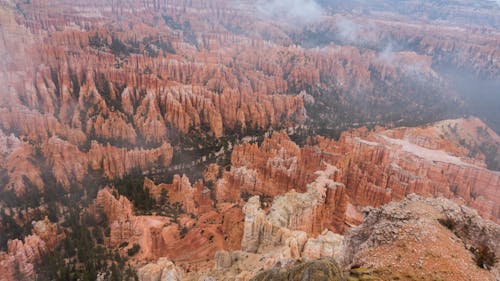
xmin=127 ymin=243 xmax=140 ymax=256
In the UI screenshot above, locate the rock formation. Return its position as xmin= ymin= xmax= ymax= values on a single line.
xmin=216 ymin=131 xmax=330 ymax=202
xmin=218 ymin=118 xmax=500 ymax=228
xmin=144 ymin=176 xmax=202 ymax=215
xmin=137 ymin=258 xmax=183 ymax=281
xmin=194 ymin=170 xmax=345 ymax=280
xmin=0 ymin=218 xmax=61 ymax=281
xmin=240 ymin=164 xmax=346 ymax=256
xmin=325 ymin=117 xmax=500 ymax=223
xmin=0 ymin=0 xmax=497 ymax=198
xmin=74 ymin=118 xmax=500 ymax=279
xmin=251 ymin=258 xmax=344 ymax=281
xmin=340 ymin=194 xmax=500 ymax=281
xmin=240 ymin=191 xmax=345 ymax=260
xmin=95 ymin=187 xmax=244 ymax=265
xmin=0 ymin=130 xmax=44 ymax=195
xmin=0 ymin=0 xmax=499 ymax=280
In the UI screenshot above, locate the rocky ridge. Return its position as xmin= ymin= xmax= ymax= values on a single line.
xmin=0 ymin=218 xmax=61 ymax=281
xmin=341 ymin=194 xmax=500 ymax=280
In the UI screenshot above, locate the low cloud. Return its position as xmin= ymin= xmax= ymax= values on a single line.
xmin=336 ymin=16 xmax=378 ymax=45
xmin=255 ymin=0 xmax=324 ymax=24
xmin=376 ymin=43 xmax=396 ymax=65
xmin=375 ymin=44 xmax=433 ymax=78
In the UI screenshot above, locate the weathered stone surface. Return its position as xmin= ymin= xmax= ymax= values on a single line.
xmin=302 ymin=230 xmax=344 ymax=260
xmin=137 ymin=258 xmax=183 ymax=281
xmin=95 ymin=187 xmax=244 ymax=264
xmin=324 ymin=118 xmax=500 ymax=223
xmin=0 ymin=218 xmax=60 ymax=281
xmin=251 ymin=258 xmax=344 ymax=281
xmin=340 ymin=194 xmax=500 ymax=281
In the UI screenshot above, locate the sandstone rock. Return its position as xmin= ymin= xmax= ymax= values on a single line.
xmin=88 ymin=141 xmax=173 ymax=179
xmin=250 ymin=258 xmax=344 ymax=281
xmin=214 ymin=250 xmax=232 ymax=269
xmin=241 ymin=196 xmax=267 ymax=253
xmin=145 ymin=175 xmax=199 ymax=215
xmin=96 ymin=188 xmax=134 ymax=223
xmin=0 ymin=219 xmax=59 ymax=281
xmin=340 ymin=194 xmax=500 ymax=281
xmin=0 ymin=130 xmax=43 ymax=195
xmin=203 ymin=164 xmax=220 ymax=183
xmin=137 ymin=258 xmax=183 ymax=281
xmin=95 ymin=187 xmax=243 ymax=263
xmin=302 ymin=230 xmax=343 ymax=260
xmin=32 ymin=217 xmax=60 ymax=250
xmin=223 ymin=131 xmax=326 ymax=200
xmin=240 ymin=166 xmax=346 ymax=259
xmin=325 ymin=120 xmax=500 ymax=223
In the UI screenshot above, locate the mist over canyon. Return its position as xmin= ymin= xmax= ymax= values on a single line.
xmin=0 ymin=0 xmax=499 ymax=280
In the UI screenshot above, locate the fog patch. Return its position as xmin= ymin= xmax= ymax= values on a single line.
xmin=336 ymin=15 xmax=379 ymax=45
xmin=376 ymin=43 xmax=396 ymax=64
xmin=256 ymin=0 xmax=324 ymax=24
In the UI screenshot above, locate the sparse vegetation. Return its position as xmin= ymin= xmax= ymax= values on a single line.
xmin=437 ymin=217 xmax=456 ymax=230
xmin=36 ymin=206 xmax=138 ymax=281
xmin=112 ymin=169 xmax=155 ymax=213
xmin=472 ymin=245 xmax=497 ymax=269
xmin=127 ymin=243 xmax=141 ymax=256
xmin=179 ymin=226 xmax=189 ymax=238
